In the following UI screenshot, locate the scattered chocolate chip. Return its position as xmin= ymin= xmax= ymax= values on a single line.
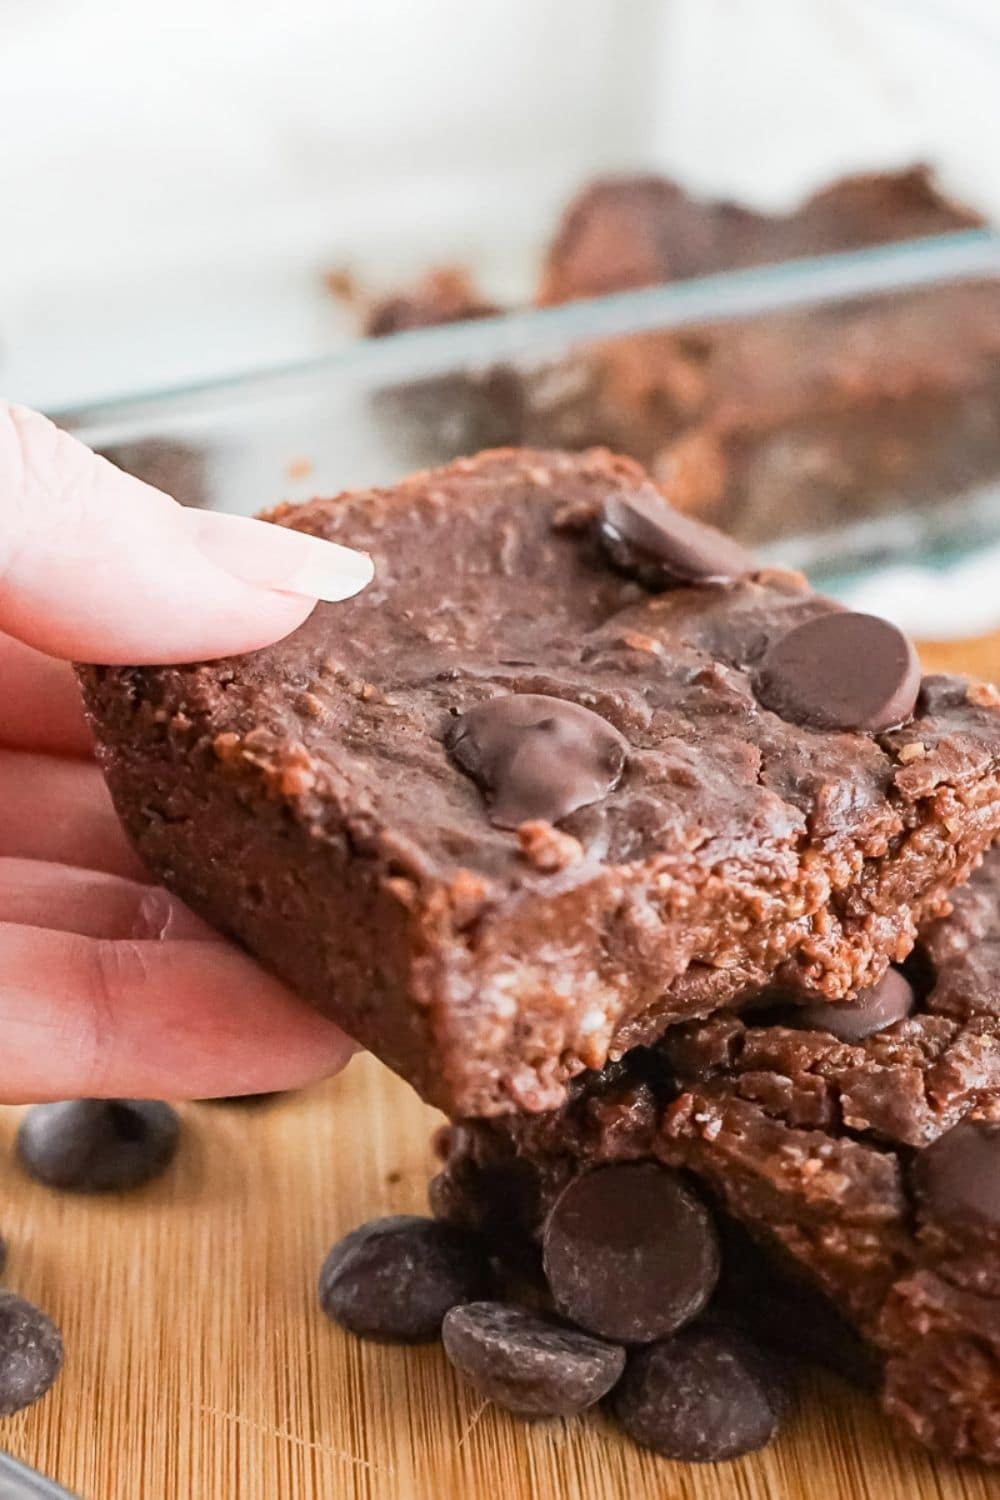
xmin=780 ymin=969 xmax=915 ymax=1043
xmin=446 ymin=694 xmax=628 ymax=828
xmin=542 ymin=1163 xmax=719 ymax=1343
xmin=600 ymin=483 xmax=753 ymax=586
xmin=755 ymin=611 xmax=921 ymax=732
xmin=611 ymin=1325 xmax=789 ymax=1462
xmin=318 ymin=1216 xmax=490 ymax=1343
xmin=915 ymin=1119 xmax=1000 ymax=1230
xmin=443 ymin=1302 xmax=624 ymax=1418
xmin=0 ymin=1294 xmax=63 ymax=1417
xmin=17 ymin=1100 xmax=180 ymax=1193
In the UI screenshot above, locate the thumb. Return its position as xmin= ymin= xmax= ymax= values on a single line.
xmin=0 ymin=403 xmax=373 ymax=664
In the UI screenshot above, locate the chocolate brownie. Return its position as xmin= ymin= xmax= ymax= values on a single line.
xmin=79 ymin=449 xmax=1000 ymax=1117
xmin=369 ymin=169 xmax=1000 ymax=546
xmin=537 ymin=166 xmax=983 ymax=305
xmin=522 ymin=281 xmax=1000 ymax=544
xmin=530 ymin=168 xmax=1000 ymax=543
xmin=432 ymin=847 xmax=1000 ymax=1461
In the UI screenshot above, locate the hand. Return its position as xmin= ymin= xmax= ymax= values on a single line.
xmin=0 ymin=403 xmax=373 ymax=1103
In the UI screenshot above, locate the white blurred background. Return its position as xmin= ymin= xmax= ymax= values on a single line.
xmin=1 ymin=0 xmax=997 ymax=409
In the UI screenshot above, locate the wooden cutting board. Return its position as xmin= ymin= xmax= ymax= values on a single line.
xmin=2 ymin=633 xmax=998 ymax=1500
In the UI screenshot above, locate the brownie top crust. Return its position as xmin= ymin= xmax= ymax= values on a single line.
xmin=80 ymin=449 xmax=1000 ymax=1115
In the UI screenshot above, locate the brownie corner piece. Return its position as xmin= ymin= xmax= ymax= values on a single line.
xmin=78 ymin=448 xmax=1000 ymax=1117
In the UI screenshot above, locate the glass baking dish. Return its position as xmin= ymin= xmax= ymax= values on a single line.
xmin=58 ymin=230 xmax=1000 ymax=607
xmin=5 ymin=2 xmax=997 ymax=413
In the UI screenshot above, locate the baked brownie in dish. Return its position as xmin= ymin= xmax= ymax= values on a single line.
xmin=364 ymin=168 xmax=1000 ymax=547
xmin=537 ymin=166 xmax=983 ymax=305
xmin=80 ymin=449 xmax=1000 ymax=1117
xmin=529 ymin=167 xmax=1000 ymax=544
xmin=522 ymin=281 xmax=1000 ymax=545
xmin=432 ymin=847 xmax=1000 ymax=1461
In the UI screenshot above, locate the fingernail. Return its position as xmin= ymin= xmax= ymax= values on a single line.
xmin=192 ymin=510 xmax=374 ymax=602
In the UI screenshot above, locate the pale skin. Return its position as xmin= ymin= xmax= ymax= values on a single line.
xmin=0 ymin=403 xmax=375 ymax=1102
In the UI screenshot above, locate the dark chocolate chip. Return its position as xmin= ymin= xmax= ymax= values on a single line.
xmin=755 ymin=611 xmax=921 ymax=732
xmin=17 ymin=1100 xmax=180 ymax=1193
xmin=600 ymin=484 xmax=753 ymax=586
xmin=611 ymin=1325 xmax=788 ymax=1462
xmin=0 ymin=1293 xmax=63 ymax=1417
xmin=446 ymin=693 xmax=628 ymax=828
xmin=915 ymin=1118 xmax=1000 ymax=1230
xmin=780 ymin=969 xmax=915 ymax=1043
xmin=542 ymin=1163 xmax=720 ymax=1343
xmin=442 ymin=1302 xmax=625 ymax=1418
xmin=318 ymin=1215 xmax=490 ymax=1343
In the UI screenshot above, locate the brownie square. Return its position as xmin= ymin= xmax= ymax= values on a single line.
xmin=79 ymin=449 xmax=1000 ymax=1117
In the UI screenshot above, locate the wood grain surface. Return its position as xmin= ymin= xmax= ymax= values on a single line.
xmin=2 ymin=634 xmax=998 ymax=1500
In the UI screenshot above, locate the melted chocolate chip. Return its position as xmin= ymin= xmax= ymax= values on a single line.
xmin=542 ymin=1163 xmax=720 ymax=1343
xmin=0 ymin=1294 xmax=63 ymax=1417
xmin=755 ymin=611 xmax=921 ymax=732
xmin=600 ymin=484 xmax=753 ymax=586
xmin=446 ymin=694 xmax=628 ymax=828
xmin=781 ymin=969 xmax=915 ymax=1043
xmin=318 ymin=1216 xmax=490 ymax=1343
xmin=442 ymin=1302 xmax=625 ymax=1418
xmin=611 ymin=1325 xmax=789 ymax=1462
xmin=916 ymin=1119 xmax=1000 ymax=1230
xmin=17 ymin=1100 xmax=180 ymax=1193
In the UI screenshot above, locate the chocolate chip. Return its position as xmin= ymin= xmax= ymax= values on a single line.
xmin=446 ymin=694 xmax=628 ymax=828
xmin=916 ymin=1119 xmax=1000 ymax=1230
xmin=442 ymin=1302 xmax=625 ymax=1418
xmin=0 ymin=1294 xmax=63 ymax=1417
xmin=781 ymin=969 xmax=915 ymax=1043
xmin=611 ymin=1325 xmax=789 ymax=1462
xmin=542 ymin=1163 xmax=720 ymax=1343
xmin=17 ymin=1100 xmax=180 ymax=1193
xmin=318 ymin=1216 xmax=490 ymax=1343
xmin=755 ymin=611 xmax=921 ymax=732
xmin=600 ymin=484 xmax=753 ymax=586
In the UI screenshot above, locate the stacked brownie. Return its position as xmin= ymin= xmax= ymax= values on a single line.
xmin=80 ymin=450 xmax=1000 ymax=1116
xmin=80 ymin=449 xmax=1000 ymax=1462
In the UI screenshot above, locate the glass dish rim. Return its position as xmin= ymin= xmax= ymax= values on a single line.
xmin=58 ymin=229 xmax=1000 ymax=448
